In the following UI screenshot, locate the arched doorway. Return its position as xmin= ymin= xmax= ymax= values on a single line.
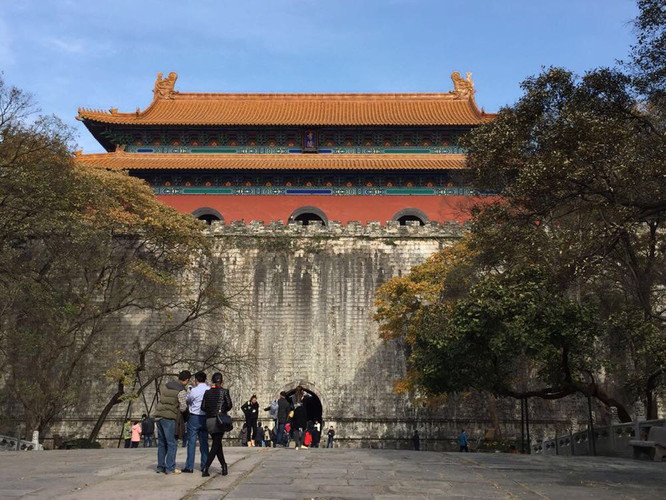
xmin=288 ymin=206 xmax=328 ymax=226
xmin=392 ymin=208 xmax=428 ymax=226
xmin=277 ymin=381 xmax=324 ymax=425
xmin=285 ymin=388 xmax=323 ymax=424
xmin=192 ymin=207 xmax=223 ymax=225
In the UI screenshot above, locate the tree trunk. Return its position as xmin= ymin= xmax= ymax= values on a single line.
xmin=487 ymin=392 xmax=501 ymax=438
xmin=589 ymin=385 xmax=632 ymax=422
xmin=88 ymin=380 xmax=125 ymax=442
xmin=646 ymin=390 xmax=659 ymax=420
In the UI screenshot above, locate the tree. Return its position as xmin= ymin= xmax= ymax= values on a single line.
xmin=629 ymin=0 xmax=665 ymax=109
xmin=0 ymin=75 xmax=236 ymax=437
xmin=376 ymin=1 xmax=666 ymax=420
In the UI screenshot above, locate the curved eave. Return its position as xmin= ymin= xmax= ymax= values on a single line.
xmin=77 ymin=93 xmax=491 ymax=127
xmin=74 ymin=152 xmax=468 ymax=171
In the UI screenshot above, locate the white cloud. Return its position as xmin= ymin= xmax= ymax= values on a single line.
xmin=46 ymin=37 xmax=86 ymax=54
xmin=42 ymin=36 xmax=116 ymax=57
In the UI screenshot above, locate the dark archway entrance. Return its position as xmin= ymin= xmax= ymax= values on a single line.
xmin=192 ymin=207 xmax=224 ymax=225
xmin=288 ymin=206 xmax=328 ymax=227
xmin=392 ymin=208 xmax=429 ymax=226
xmin=397 ymin=214 xmax=425 ymax=226
xmin=285 ymin=387 xmax=323 ymax=424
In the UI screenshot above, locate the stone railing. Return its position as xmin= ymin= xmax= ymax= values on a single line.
xmin=531 ymin=419 xmax=666 ymax=458
xmin=205 ymin=219 xmax=467 ymax=239
xmin=0 ymin=433 xmax=42 ymax=452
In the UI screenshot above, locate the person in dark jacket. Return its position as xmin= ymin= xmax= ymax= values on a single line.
xmin=275 ymin=391 xmax=291 ymax=447
xmin=241 ymin=395 xmax=259 ymax=447
xmin=141 ymin=414 xmax=155 ymax=448
xmin=201 ymin=372 xmax=233 ymax=477
xmin=290 ymin=386 xmax=308 ymax=450
xmin=412 ymin=430 xmax=420 ymax=451
xmin=327 ymin=426 xmax=335 ymax=448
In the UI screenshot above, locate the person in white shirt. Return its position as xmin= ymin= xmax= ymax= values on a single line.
xmin=183 ymin=371 xmax=210 ymax=472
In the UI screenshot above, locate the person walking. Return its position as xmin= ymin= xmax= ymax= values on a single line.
xmin=202 ymin=372 xmax=233 ymax=477
xmin=326 ymin=426 xmax=335 ymax=448
xmin=412 ymin=430 xmax=420 ymax=451
xmin=458 ymin=429 xmax=469 ymax=452
xmin=290 ymin=386 xmax=308 ymax=450
xmin=131 ymin=421 xmax=142 ymax=448
xmin=312 ymin=420 xmax=321 ymax=448
xmin=183 ymin=371 xmax=209 ymax=473
xmin=275 ymin=391 xmax=291 ymax=447
xmin=141 ymin=414 xmax=155 ymax=448
xmin=241 ymin=395 xmax=260 ymax=446
xmin=154 ymin=370 xmax=191 ymax=475
xmin=122 ymin=418 xmax=132 ymax=448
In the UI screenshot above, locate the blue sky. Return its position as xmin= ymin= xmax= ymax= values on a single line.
xmin=1 ymin=0 xmax=639 ymax=153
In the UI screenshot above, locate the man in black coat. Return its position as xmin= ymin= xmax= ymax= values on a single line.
xmin=141 ymin=414 xmax=155 ymax=448
xmin=275 ymin=391 xmax=291 ymax=447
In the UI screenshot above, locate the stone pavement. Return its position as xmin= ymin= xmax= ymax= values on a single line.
xmin=0 ymin=447 xmax=665 ymax=499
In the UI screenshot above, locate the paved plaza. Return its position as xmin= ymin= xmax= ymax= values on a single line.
xmin=0 ymin=447 xmax=664 ymax=499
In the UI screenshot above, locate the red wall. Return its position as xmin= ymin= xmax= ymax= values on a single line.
xmin=156 ymin=195 xmax=481 ymax=224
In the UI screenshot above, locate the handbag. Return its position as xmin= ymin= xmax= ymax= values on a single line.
xmin=206 ymin=388 xmax=233 ymax=434
xmin=217 ymin=414 xmax=233 ymax=433
xmin=215 ymin=389 xmax=233 ymax=433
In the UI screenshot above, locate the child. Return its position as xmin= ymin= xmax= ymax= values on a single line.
xmin=122 ymin=419 xmax=132 ymax=448
xmin=131 ymin=420 xmax=142 ymax=448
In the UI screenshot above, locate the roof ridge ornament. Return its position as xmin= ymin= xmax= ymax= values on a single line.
xmin=451 ymin=71 xmax=475 ymax=99
xmin=153 ymin=71 xmax=178 ymax=100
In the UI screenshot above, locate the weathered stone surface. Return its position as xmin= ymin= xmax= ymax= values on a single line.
xmin=44 ymin=223 xmax=583 ymax=448
xmin=1 ymin=448 xmax=666 ymax=499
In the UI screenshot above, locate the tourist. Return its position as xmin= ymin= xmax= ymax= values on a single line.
xmin=275 ymin=391 xmax=291 ymax=447
xmin=183 ymin=371 xmax=209 ymax=473
xmin=122 ymin=418 xmax=132 ymax=448
xmin=240 ymin=423 xmax=248 ymax=447
xmin=412 ymin=430 xmax=420 ymax=451
xmin=327 ymin=426 xmax=335 ymax=448
xmin=263 ymin=425 xmax=272 ymax=448
xmin=131 ymin=421 xmax=142 ymax=448
xmin=459 ymin=429 xmax=469 ymax=452
xmin=202 ymin=372 xmax=232 ymax=477
xmin=154 ymin=370 xmax=191 ymax=475
xmin=241 ymin=395 xmax=260 ymax=446
xmin=290 ymin=386 xmax=308 ymax=450
xmin=141 ymin=414 xmax=155 ymax=448
xmin=312 ymin=420 xmax=321 ymax=448
xmin=284 ymin=422 xmax=292 ymax=448
xmin=256 ymin=421 xmax=264 ymax=447
xmin=264 ymin=399 xmax=279 ymax=428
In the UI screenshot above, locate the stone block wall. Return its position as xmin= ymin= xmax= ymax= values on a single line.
xmin=43 ymin=220 xmax=574 ymax=450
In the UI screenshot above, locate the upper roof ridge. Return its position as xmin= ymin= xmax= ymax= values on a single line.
xmin=76 ymin=71 xmax=493 ymax=127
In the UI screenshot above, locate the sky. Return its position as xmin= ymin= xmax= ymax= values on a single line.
xmin=0 ymin=0 xmax=640 ymax=153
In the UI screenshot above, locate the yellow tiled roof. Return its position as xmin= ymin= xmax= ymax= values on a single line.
xmin=77 ymin=72 xmax=493 ymax=127
xmin=74 ymin=152 xmax=468 ymax=170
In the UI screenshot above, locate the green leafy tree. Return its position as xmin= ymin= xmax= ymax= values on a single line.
xmin=376 ymin=1 xmax=665 ymax=421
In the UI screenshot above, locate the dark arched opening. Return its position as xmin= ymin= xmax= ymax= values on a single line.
xmin=392 ymin=208 xmax=428 ymax=226
xmin=288 ymin=206 xmax=328 ymax=226
xmin=192 ymin=207 xmax=223 ymax=225
xmin=285 ymin=387 xmax=323 ymax=425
